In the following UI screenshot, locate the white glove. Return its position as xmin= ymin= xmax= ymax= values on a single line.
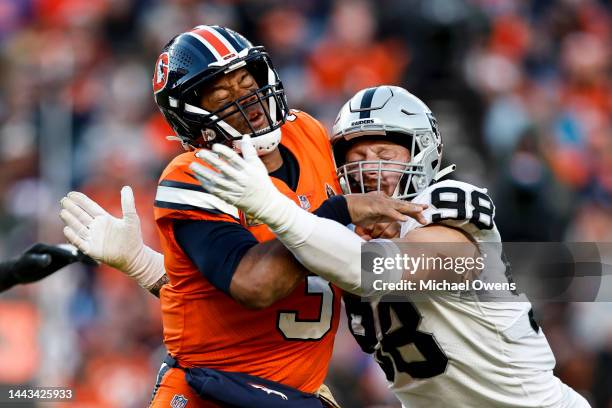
xmin=189 ymin=135 xmax=297 ymax=232
xmin=59 ymin=186 xmax=165 ymax=290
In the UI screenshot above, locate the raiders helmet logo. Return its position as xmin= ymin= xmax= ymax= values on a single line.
xmin=426 ymin=112 xmax=440 ymax=140
xmin=153 ymin=52 xmax=169 ymax=94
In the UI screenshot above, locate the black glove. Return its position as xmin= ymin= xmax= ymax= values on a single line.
xmin=0 ymin=243 xmax=97 ymax=291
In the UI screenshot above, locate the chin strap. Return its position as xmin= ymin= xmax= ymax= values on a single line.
xmin=433 ymin=164 xmax=457 ymax=182
xmin=232 ymin=127 xmax=281 ymax=156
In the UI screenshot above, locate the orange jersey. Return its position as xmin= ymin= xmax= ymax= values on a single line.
xmin=153 ymin=111 xmax=342 ymax=393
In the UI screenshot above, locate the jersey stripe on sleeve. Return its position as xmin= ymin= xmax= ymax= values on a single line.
xmin=155 ymin=180 xmax=239 ymax=219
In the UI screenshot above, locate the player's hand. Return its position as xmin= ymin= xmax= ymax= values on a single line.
xmin=59 ymin=187 xmax=166 ymax=290
xmin=345 ymin=192 xmax=428 ymax=226
xmin=356 ymin=222 xmax=402 ymax=241
xmin=190 ymin=134 xmax=282 ymax=221
xmin=60 ymin=186 xmax=143 ymax=271
xmin=9 ymin=243 xmax=96 ymax=284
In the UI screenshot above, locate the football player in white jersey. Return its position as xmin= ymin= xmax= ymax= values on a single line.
xmin=191 ymin=86 xmax=590 ymax=408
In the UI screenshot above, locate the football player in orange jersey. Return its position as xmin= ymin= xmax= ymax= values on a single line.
xmin=59 ymin=25 xmax=425 ymax=407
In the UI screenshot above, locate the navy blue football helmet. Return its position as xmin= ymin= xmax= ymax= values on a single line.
xmin=153 ymin=25 xmax=289 ymax=153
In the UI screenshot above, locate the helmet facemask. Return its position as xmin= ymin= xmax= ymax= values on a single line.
xmin=336 ymin=130 xmax=440 ymax=200
xmin=176 ymin=48 xmax=288 ymax=153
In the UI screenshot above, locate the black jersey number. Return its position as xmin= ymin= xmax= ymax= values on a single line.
xmin=345 ymin=297 xmax=448 ymax=382
xmin=431 ymin=186 xmax=495 ymax=230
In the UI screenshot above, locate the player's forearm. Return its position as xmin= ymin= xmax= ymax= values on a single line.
xmin=121 ymin=245 xmax=167 ymax=292
xmin=269 ymin=206 xmax=366 ymax=295
xmin=230 ymin=240 xmax=306 ymax=309
xmin=240 ymin=192 xmax=368 ymax=295
xmin=225 ymin=188 xmax=366 ymax=295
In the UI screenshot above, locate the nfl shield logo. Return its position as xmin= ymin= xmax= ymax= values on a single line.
xmin=298 ymin=195 xmax=311 ymax=210
xmin=170 ymin=394 xmax=188 ymax=408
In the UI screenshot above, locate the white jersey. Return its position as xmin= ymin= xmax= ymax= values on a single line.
xmin=345 ymin=180 xmax=589 ymax=407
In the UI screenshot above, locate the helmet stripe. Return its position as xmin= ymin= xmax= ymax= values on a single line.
xmin=359 ymin=87 xmax=377 ymax=119
xmin=199 ymin=26 xmax=239 ymax=55
xmin=183 ymin=33 xmax=216 ymax=63
xmin=191 ymin=26 xmax=237 ymax=61
xmin=186 ymin=32 xmax=224 ymax=61
xmin=211 ymin=26 xmax=244 ymax=52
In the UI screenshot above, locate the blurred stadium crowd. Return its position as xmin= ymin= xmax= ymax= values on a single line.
xmin=0 ymin=0 xmax=610 ymax=407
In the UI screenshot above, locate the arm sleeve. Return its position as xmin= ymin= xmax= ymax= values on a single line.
xmin=269 ymin=203 xmax=367 ymax=295
xmin=0 ymin=260 xmax=17 ymax=292
xmin=173 ymin=220 xmax=259 ymax=294
xmin=273 ymin=214 xmax=406 ymax=297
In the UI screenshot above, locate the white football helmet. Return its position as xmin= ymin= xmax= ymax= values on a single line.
xmin=331 ymin=86 xmax=452 ymax=199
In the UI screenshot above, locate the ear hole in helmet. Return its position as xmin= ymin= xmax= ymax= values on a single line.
xmin=245 ymin=56 xmax=269 ymax=90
